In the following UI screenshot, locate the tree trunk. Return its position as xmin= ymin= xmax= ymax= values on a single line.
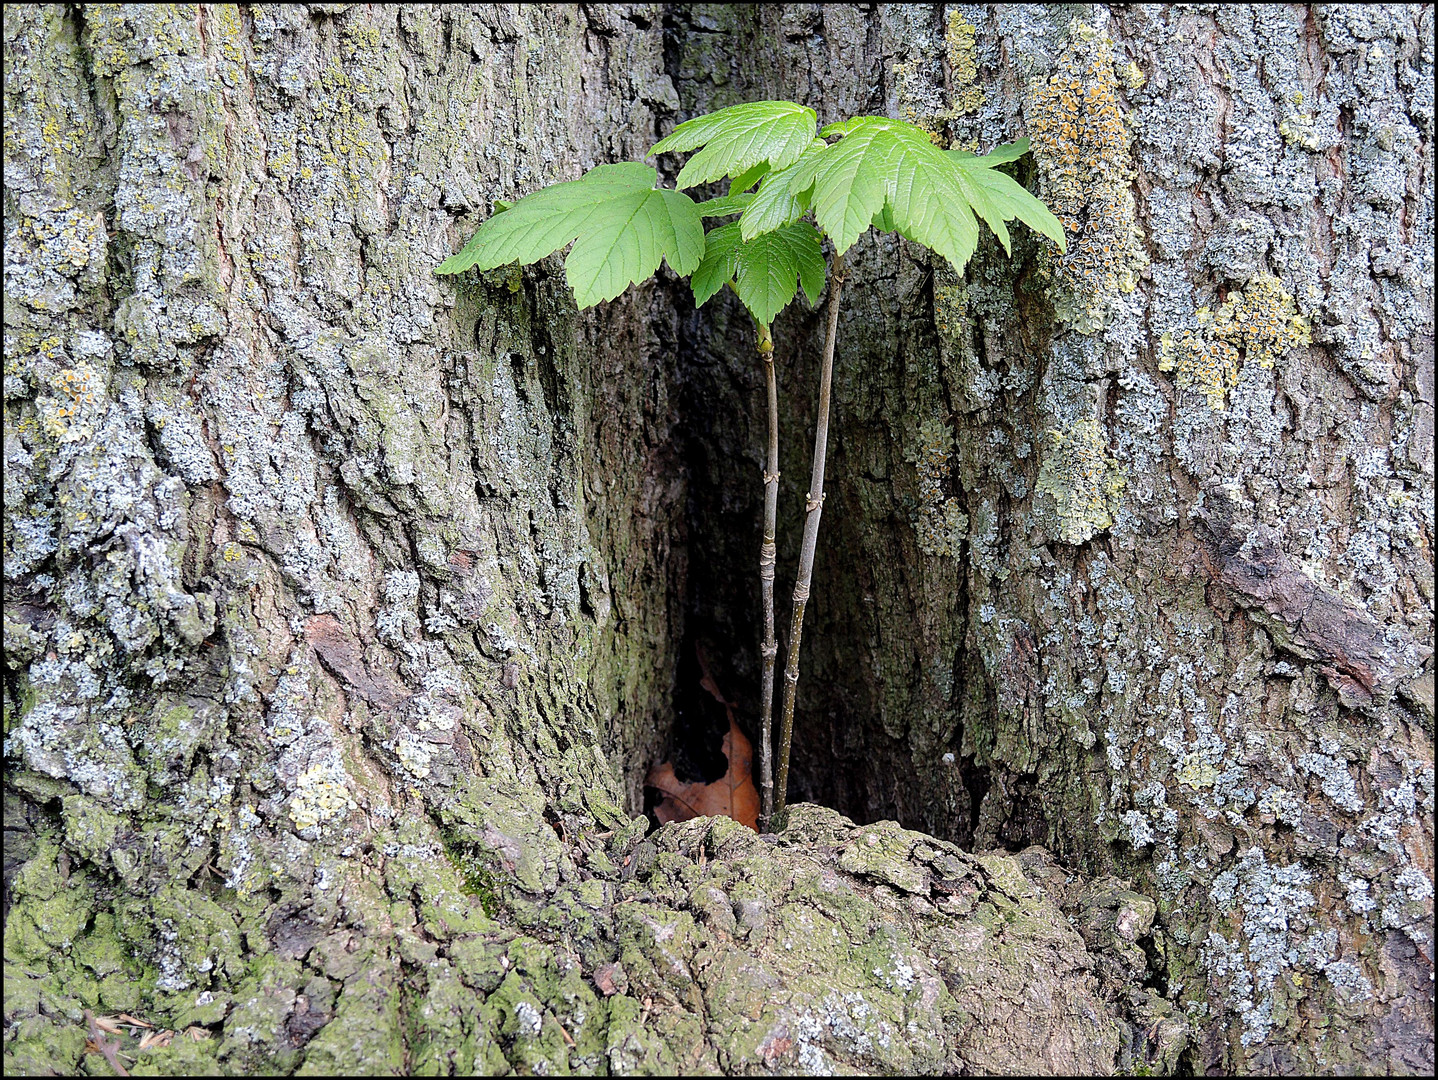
xmin=3 ymin=4 xmax=1431 ymax=1077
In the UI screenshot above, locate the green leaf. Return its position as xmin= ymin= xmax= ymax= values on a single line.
xmin=740 ymin=171 xmax=803 ymax=238
xmin=434 ymin=162 xmax=704 ymax=307
xmin=691 ymin=223 xmax=741 ymax=308
xmin=734 ymin=222 xmax=824 ymax=325
xmin=565 ymin=187 xmax=705 ymax=306
xmin=793 ymin=225 xmax=826 ymax=306
xmin=650 ymin=101 xmax=818 ymax=189
xmin=698 ymin=192 xmax=755 ymax=218
xmin=818 ymin=118 xmax=867 ymax=139
xmin=887 ymin=130 xmax=980 ymax=270
xmin=437 ymin=162 xmax=653 ymax=275
xmin=962 ymin=137 xmax=1031 ymax=167
xmin=744 ymin=116 xmax=1064 ymax=271
xmin=692 ymin=221 xmax=825 ymax=326
xmin=729 ymin=161 xmax=770 ymax=194
xmin=780 ymin=117 xmax=906 ymax=257
xmin=949 ymin=155 xmax=1066 ymax=252
xmin=737 ymin=140 xmax=826 ymax=241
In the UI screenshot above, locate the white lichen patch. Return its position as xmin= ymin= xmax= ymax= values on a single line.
xmin=377 ymin=568 xmax=422 ymax=646
xmin=515 ymin=999 xmax=543 ymax=1037
xmin=4 ymin=208 xmax=108 ymax=315
xmin=1203 ymin=847 xmax=1319 ymax=1047
xmin=1296 ymin=745 xmax=1364 ymax=815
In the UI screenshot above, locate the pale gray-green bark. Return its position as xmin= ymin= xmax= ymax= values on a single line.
xmin=3 ymin=3 xmax=1432 ymax=1076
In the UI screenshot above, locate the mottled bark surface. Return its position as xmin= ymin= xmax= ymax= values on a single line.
xmin=2 ymin=3 xmax=1433 ymax=1077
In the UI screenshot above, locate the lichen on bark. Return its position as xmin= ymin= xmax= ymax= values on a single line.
xmin=4 ymin=3 xmax=1434 ymax=1077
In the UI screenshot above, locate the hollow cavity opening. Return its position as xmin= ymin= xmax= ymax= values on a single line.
xmin=648 ymin=292 xmax=984 ymax=848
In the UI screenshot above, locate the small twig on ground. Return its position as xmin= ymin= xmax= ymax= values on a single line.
xmin=85 ymin=1011 xmax=131 ymax=1077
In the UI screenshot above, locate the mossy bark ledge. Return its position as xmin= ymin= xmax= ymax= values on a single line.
xmin=4 ymin=4 xmax=1433 ymax=1076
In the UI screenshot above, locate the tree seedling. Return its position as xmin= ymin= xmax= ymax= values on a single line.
xmin=437 ymin=100 xmax=1066 ymax=829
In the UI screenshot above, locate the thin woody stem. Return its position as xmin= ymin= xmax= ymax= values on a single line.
xmin=775 ymin=250 xmax=845 ymax=818
xmin=757 ymin=322 xmax=778 ymax=832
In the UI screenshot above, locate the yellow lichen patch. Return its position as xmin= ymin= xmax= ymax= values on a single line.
xmin=945 ymin=11 xmax=984 ymax=116
xmin=1210 ymin=274 xmax=1310 ymax=370
xmin=14 ymin=209 xmax=105 ymax=271
xmin=1278 ymin=115 xmax=1325 ymax=152
xmin=1159 ymin=327 xmax=1241 ymax=410
xmin=5 ymin=330 xmax=65 ymax=392
xmin=50 ymin=364 xmax=100 ymax=402
xmin=307 ymin=44 xmax=386 ymax=203
xmin=38 ymin=363 xmax=105 ymax=443
xmin=85 ymin=4 xmax=197 ymax=77
xmin=289 ymin=758 xmax=357 ymax=831
xmin=208 ymin=4 xmax=245 ymax=66
xmin=934 ymin=279 xmax=970 ymax=340
xmin=1028 ymin=22 xmax=1147 ymax=334
xmin=896 ymin=10 xmax=985 ymax=141
xmin=908 ymin=418 xmax=968 ymax=557
xmin=1160 ymin=274 xmax=1309 ymax=409
xmin=78 ymin=4 xmax=133 ymax=77
xmin=1175 ymin=752 xmax=1220 ymax=790
xmin=1034 ymin=419 xmax=1126 ymax=545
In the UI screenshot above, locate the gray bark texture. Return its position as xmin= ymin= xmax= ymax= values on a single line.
xmin=2 ymin=3 xmax=1432 ymax=1076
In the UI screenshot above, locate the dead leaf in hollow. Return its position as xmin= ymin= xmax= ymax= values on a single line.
xmin=593 ymin=962 xmax=621 ymax=996
xmin=646 ymin=645 xmax=759 ymax=830
xmin=84 ymin=1011 xmax=131 ymax=1076
xmin=646 ymin=717 xmax=759 ymax=829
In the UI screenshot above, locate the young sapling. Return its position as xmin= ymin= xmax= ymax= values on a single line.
xmin=663 ymin=109 xmax=1066 ymax=818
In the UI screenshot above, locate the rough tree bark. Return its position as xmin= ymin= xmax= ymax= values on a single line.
xmin=2 ymin=3 xmax=1432 ymax=1077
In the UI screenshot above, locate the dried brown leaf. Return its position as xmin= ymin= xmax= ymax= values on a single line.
xmin=646 ymin=644 xmax=760 ymax=829
xmin=647 ymin=718 xmax=759 ymax=830
xmin=136 ymin=1029 xmax=173 ymax=1051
